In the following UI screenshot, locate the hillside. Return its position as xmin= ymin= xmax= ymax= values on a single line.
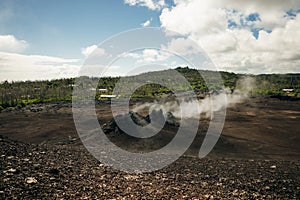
xmin=1 ymin=67 xmax=300 ymax=109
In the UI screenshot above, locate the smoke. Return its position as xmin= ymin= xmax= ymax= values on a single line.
xmin=132 ymin=76 xmax=256 ymax=119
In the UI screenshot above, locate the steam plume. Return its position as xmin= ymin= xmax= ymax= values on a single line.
xmin=132 ymin=76 xmax=256 ymax=119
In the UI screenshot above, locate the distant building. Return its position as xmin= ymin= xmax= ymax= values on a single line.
xmin=98 ymin=88 xmax=108 ymax=92
xmin=282 ymin=89 xmax=294 ymax=93
xmin=100 ymin=94 xmax=117 ymax=98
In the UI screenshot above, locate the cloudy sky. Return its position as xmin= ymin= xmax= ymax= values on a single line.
xmin=0 ymin=0 xmax=299 ymax=81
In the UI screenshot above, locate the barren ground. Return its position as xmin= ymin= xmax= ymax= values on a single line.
xmin=0 ymin=97 xmax=299 ymax=199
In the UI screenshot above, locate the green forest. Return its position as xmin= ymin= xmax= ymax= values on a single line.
xmin=1 ymin=67 xmax=299 ymax=109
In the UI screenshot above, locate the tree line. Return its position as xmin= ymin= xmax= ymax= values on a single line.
xmin=1 ymin=67 xmax=299 ymax=109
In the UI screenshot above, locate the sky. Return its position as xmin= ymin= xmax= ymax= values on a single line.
xmin=0 ymin=0 xmax=300 ymax=81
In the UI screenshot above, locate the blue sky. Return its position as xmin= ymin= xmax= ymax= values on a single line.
xmin=0 ymin=0 xmax=300 ymax=81
xmin=0 ymin=0 xmax=162 ymax=58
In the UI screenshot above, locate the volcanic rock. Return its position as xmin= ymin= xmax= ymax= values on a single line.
xmin=25 ymin=177 xmax=37 ymax=184
xmin=103 ymin=110 xmax=179 ymax=135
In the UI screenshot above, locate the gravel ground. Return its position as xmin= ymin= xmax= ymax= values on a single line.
xmin=1 ymin=135 xmax=299 ymax=199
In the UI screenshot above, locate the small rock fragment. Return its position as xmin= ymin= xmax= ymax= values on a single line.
xmin=7 ymin=168 xmax=17 ymax=173
xmin=25 ymin=177 xmax=37 ymax=184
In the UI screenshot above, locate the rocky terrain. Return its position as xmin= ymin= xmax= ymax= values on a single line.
xmin=1 ymin=135 xmax=300 ymax=199
xmin=1 ymin=97 xmax=300 ymax=199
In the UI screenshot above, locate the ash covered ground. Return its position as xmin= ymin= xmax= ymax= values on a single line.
xmin=1 ymin=97 xmax=300 ymax=199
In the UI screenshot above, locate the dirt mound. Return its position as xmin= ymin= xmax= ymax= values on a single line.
xmin=103 ymin=110 xmax=179 ymax=135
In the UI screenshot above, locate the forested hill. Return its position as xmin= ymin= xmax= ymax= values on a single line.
xmin=1 ymin=67 xmax=300 ymax=109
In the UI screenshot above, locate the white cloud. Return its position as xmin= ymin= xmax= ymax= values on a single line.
xmin=0 ymin=35 xmax=28 ymax=53
xmin=81 ymin=45 xmax=106 ymax=57
xmin=141 ymin=18 xmax=152 ymax=27
xmin=162 ymin=37 xmax=200 ymax=55
xmin=139 ymin=49 xmax=169 ymax=63
xmin=79 ymin=63 xmax=124 ymax=77
xmin=0 ymin=52 xmax=81 ymax=82
xmin=121 ymin=52 xmax=141 ymax=59
xmin=159 ymin=0 xmax=300 ymax=74
xmin=123 ymin=49 xmax=170 ymax=64
xmin=124 ymin=0 xmax=166 ymax=11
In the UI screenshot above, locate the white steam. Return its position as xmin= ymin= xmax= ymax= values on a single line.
xmin=132 ymin=76 xmax=255 ymax=119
